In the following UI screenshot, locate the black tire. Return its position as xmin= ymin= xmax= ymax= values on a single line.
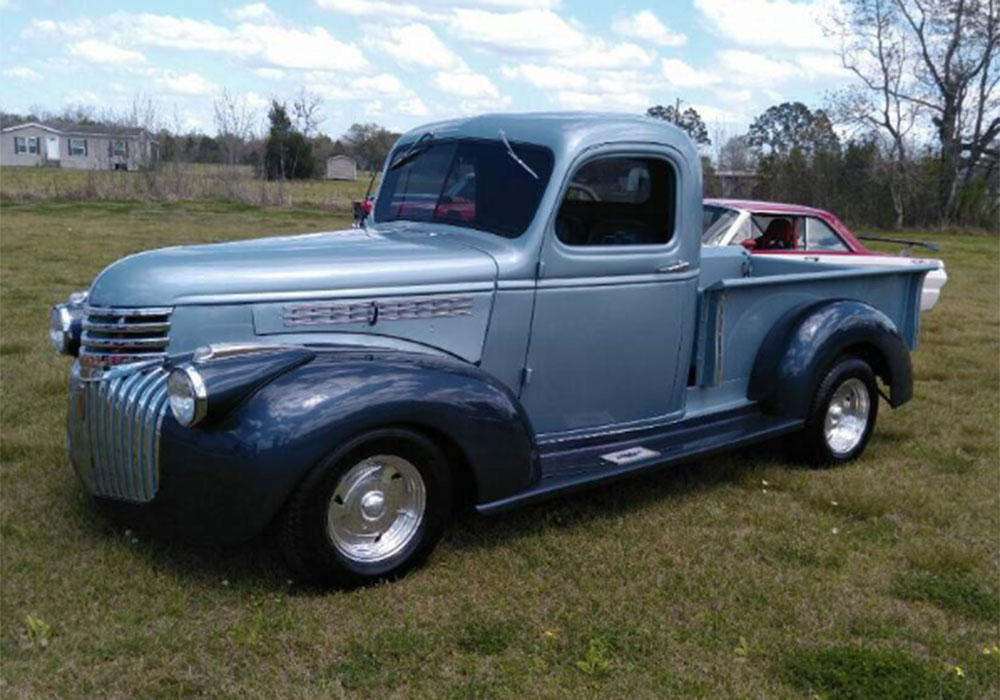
xmin=798 ymin=356 xmax=879 ymax=466
xmin=279 ymin=428 xmax=453 ymax=588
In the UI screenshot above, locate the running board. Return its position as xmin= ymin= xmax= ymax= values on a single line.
xmin=476 ymin=409 xmax=801 ymax=515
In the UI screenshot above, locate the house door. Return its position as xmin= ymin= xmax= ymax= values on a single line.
xmin=45 ymin=136 xmax=59 ymax=160
xmin=520 ymin=150 xmax=699 ymax=437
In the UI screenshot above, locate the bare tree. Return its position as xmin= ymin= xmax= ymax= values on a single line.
xmin=124 ymin=93 xmax=160 ymax=132
xmin=292 ymin=88 xmax=322 ymax=138
xmin=832 ymin=0 xmax=999 ymax=223
xmin=213 ymin=89 xmax=258 ymax=166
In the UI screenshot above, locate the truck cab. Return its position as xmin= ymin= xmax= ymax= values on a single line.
xmin=50 ymin=113 xmax=933 ymax=587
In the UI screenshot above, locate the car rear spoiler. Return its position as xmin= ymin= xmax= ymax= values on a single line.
xmin=856 ymin=235 xmax=940 ymax=256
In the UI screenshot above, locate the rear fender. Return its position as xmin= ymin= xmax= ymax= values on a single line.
xmin=748 ymin=300 xmax=913 ymax=419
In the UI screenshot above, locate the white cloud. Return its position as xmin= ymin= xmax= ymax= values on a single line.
xmin=661 ymin=58 xmax=721 ymax=88
xmin=3 ymin=66 xmax=41 ymax=81
xmin=501 ymin=64 xmax=586 ymax=89
xmin=355 ymin=73 xmax=406 ymax=95
xmin=127 ymin=14 xmax=248 ymax=53
xmin=448 ymin=9 xmax=586 ymax=54
xmin=612 ymin=10 xmax=686 ymax=47
xmin=155 ymin=70 xmax=218 ymax=95
xmin=316 ymin=0 xmax=560 ymax=21
xmin=433 ymin=70 xmax=500 ymax=98
xmin=552 ymin=40 xmax=654 ymax=69
xmin=243 ymin=91 xmax=270 ymax=108
xmin=365 ymin=24 xmax=462 ymax=69
xmin=227 ymin=2 xmax=277 ymax=22
xmin=316 ymin=0 xmax=438 ymax=21
xmin=253 ymin=67 xmax=285 ymax=79
xmin=719 ymin=50 xmax=798 ymax=86
xmin=690 ymin=103 xmax=744 ymax=125
xmin=796 ymin=52 xmax=849 ymax=78
xmin=554 ymin=88 xmax=650 ymax=111
xmin=28 ymin=18 xmax=95 ymax=38
xmin=237 ymin=24 xmax=369 ymax=71
xmin=456 ymin=95 xmax=513 ymax=114
xmin=67 ymin=39 xmax=146 ymax=64
xmin=398 ymin=96 xmax=429 ymax=116
xmin=695 ymin=0 xmax=838 ymax=50
xmin=34 ymin=13 xmax=369 ymax=72
xmin=65 ymin=90 xmax=101 ymax=105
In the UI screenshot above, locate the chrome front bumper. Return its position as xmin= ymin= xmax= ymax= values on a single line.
xmin=67 ymin=360 xmax=171 ymax=503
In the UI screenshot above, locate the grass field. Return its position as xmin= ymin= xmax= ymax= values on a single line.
xmin=0 ymin=164 xmax=371 ymax=210
xmin=1 ymin=199 xmax=998 ymax=699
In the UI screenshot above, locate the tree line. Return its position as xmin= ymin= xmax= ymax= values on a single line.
xmin=649 ymin=0 xmax=998 ymax=230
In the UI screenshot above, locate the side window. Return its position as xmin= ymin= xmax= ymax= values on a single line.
xmin=751 ymin=215 xmax=798 ymax=250
xmin=555 ymin=156 xmax=675 ymax=246
xmin=805 ymin=217 xmax=848 ymax=251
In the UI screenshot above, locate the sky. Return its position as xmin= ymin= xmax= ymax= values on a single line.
xmin=0 ymin=0 xmax=851 ymax=139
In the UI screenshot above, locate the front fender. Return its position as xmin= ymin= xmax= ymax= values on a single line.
xmin=156 ymin=349 xmax=537 ymax=541
xmin=748 ymin=300 xmax=913 ymax=419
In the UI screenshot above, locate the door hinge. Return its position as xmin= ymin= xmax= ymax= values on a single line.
xmin=521 ymin=367 xmax=533 ymax=387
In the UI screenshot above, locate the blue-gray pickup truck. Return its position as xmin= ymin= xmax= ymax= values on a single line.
xmin=50 ymin=113 xmax=933 ymax=586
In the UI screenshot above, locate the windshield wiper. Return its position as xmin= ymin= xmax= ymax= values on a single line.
xmin=388 ymin=132 xmax=434 ymax=171
xmin=498 ymin=130 xmax=539 ymax=180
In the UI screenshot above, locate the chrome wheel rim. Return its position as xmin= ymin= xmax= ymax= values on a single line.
xmin=326 ymin=455 xmax=426 ymax=563
xmin=823 ymin=378 xmax=871 ymax=456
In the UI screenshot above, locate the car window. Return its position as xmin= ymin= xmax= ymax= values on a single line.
xmin=375 ymin=138 xmax=553 ymax=238
xmin=702 ymin=205 xmax=740 ymax=245
xmin=805 ymin=217 xmax=848 ymax=251
xmin=555 ymin=156 xmax=675 ymax=247
xmin=750 ymin=215 xmax=799 ymax=250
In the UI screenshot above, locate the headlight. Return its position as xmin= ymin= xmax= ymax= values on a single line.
xmin=49 ymin=304 xmax=80 ymax=356
xmin=167 ymin=365 xmax=208 ymax=427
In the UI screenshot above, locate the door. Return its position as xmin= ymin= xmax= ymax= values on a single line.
xmin=45 ymin=136 xmax=59 ymax=161
xmin=520 ymin=150 xmax=698 ymax=437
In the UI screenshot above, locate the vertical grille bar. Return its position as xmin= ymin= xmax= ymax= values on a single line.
xmin=83 ymin=364 xmax=169 ymax=503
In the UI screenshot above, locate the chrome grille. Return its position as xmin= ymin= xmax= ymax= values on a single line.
xmin=81 ymin=306 xmax=173 ymax=363
xmin=82 ymin=363 xmax=169 ymax=502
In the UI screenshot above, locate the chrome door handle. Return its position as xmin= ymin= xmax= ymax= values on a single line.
xmin=658 ymin=261 xmax=691 ymax=273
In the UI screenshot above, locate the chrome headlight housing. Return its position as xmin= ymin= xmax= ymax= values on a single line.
xmin=167 ymin=365 xmax=208 ymax=427
xmin=49 ymin=291 xmax=87 ymax=356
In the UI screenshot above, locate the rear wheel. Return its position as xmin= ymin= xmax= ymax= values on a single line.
xmin=800 ymin=356 xmax=879 ymax=466
xmin=280 ymin=429 xmax=452 ymax=587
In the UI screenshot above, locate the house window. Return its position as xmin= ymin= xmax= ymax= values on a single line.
xmin=69 ymin=138 xmax=88 ymax=156
xmin=14 ymin=136 xmax=39 ymax=154
xmin=112 ymin=140 xmax=128 ymax=157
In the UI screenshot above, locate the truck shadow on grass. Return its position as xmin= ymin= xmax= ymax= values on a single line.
xmin=94 ymin=439 xmax=788 ymax=593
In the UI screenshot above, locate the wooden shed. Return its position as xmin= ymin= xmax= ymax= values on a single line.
xmin=325 ymin=155 xmax=357 ymax=181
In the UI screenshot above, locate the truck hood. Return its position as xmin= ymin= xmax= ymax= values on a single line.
xmin=88 ymin=224 xmax=498 ymax=307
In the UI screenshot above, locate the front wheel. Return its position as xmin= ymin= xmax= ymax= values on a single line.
xmin=799 ymin=356 xmax=879 ymax=466
xmin=279 ymin=429 xmax=453 ymax=587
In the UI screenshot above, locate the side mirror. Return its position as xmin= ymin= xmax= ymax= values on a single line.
xmin=352 ymin=199 xmax=373 ymax=228
xmin=740 ymin=239 xmax=757 ymax=251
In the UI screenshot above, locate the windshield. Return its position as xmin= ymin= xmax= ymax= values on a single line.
xmin=701 ymin=205 xmax=740 ymax=245
xmin=374 ymin=138 xmax=554 ymax=238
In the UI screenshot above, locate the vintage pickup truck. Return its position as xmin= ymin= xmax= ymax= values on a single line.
xmin=50 ymin=113 xmax=933 ymax=586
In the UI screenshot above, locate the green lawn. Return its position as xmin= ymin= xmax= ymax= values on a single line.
xmin=1 ymin=200 xmax=998 ymax=699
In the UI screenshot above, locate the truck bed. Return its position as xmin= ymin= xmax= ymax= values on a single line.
xmin=693 ymin=248 xmax=933 ymax=394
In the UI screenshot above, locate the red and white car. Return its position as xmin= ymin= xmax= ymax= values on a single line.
xmin=702 ymin=199 xmax=947 ymax=311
